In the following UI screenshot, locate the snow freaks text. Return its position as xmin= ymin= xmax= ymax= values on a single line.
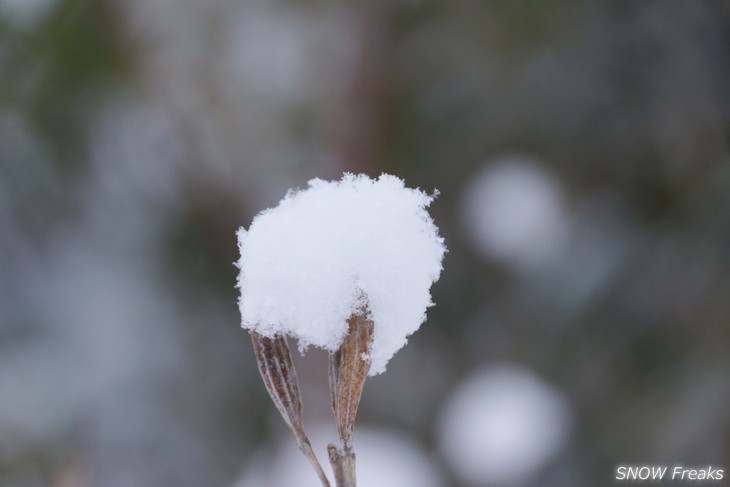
xmin=615 ymin=465 xmax=724 ymax=482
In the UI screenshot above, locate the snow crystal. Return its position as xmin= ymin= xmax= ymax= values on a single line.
xmin=236 ymin=173 xmax=446 ymax=375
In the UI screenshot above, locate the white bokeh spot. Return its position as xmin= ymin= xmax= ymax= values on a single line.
xmin=236 ymin=425 xmax=445 ymax=487
xmin=461 ymin=155 xmax=571 ymax=271
xmin=437 ymin=363 xmax=571 ymax=486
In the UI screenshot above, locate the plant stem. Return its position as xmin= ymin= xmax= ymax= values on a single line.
xmin=328 ymin=444 xmax=357 ymax=487
xmin=298 ymin=437 xmax=332 ymax=487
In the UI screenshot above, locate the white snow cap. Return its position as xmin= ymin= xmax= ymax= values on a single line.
xmin=236 ymin=173 xmax=446 ymax=375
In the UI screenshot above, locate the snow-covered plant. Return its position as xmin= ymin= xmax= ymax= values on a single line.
xmin=236 ymin=174 xmax=446 ymax=487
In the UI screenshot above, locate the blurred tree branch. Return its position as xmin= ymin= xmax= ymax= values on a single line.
xmin=333 ymin=0 xmax=395 ymax=175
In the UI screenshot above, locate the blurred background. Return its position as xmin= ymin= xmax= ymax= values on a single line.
xmin=1 ymin=0 xmax=729 ymax=486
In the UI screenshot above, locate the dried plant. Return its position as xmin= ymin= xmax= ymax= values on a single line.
xmin=238 ymin=175 xmax=445 ymax=486
xmin=250 ymin=331 xmax=331 ymax=487
xmin=327 ymin=307 xmax=374 ymax=487
xmin=251 ymin=306 xmax=374 ymax=487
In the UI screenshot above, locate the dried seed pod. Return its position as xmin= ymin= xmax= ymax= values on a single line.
xmin=329 ymin=306 xmax=375 ymax=452
xmin=251 ymin=331 xmax=331 ymax=487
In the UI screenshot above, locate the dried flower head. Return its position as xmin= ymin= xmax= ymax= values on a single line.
xmin=237 ymin=174 xmax=445 ymax=486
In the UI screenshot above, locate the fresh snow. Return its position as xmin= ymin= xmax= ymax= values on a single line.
xmin=236 ymin=174 xmax=446 ymax=375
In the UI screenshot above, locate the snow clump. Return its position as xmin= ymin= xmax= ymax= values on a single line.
xmin=236 ymin=173 xmax=446 ymax=375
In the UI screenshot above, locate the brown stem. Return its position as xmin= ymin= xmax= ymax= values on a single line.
xmin=328 ymin=444 xmax=357 ymax=487
xmin=333 ymin=0 xmax=395 ymax=174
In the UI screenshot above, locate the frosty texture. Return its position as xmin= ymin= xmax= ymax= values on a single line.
xmin=236 ymin=174 xmax=445 ymax=375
